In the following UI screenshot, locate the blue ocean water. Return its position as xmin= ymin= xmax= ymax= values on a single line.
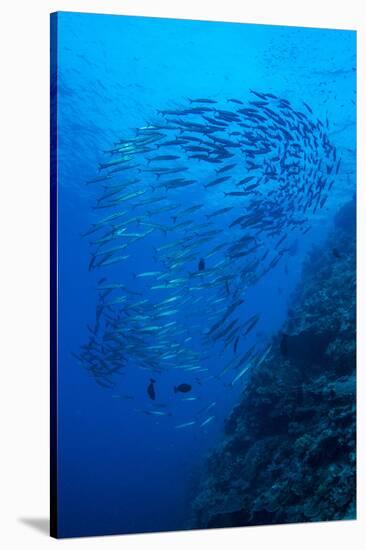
xmin=53 ymin=12 xmax=356 ymax=538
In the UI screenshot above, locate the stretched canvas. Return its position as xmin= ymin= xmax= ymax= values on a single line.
xmin=50 ymin=12 xmax=356 ymax=538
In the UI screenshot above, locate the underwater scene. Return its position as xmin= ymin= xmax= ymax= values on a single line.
xmin=51 ymin=12 xmax=356 ymax=538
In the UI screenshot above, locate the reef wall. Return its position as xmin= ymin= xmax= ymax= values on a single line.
xmin=191 ymin=199 xmax=356 ymax=528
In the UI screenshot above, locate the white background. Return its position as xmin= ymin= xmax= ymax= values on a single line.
xmin=0 ymin=1 xmax=364 ymax=548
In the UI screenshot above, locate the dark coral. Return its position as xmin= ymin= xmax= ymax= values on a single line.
xmin=191 ymin=199 xmax=356 ymax=528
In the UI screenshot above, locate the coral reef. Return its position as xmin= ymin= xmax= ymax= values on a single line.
xmin=191 ymin=199 xmax=356 ymax=528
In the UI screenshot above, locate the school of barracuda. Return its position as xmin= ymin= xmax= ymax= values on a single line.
xmin=74 ymin=90 xmax=340 ymax=428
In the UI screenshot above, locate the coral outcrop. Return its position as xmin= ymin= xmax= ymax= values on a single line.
xmin=191 ymin=199 xmax=356 ymax=528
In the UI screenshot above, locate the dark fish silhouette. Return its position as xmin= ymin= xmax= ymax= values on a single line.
xmin=332 ymin=248 xmax=341 ymax=259
xmin=147 ymin=378 xmax=156 ymax=400
xmin=174 ymin=383 xmax=192 ymax=393
xmin=198 ymin=258 xmax=205 ymax=271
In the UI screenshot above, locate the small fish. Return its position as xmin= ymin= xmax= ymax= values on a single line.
xmin=198 ymin=401 xmax=216 ymax=416
xmin=216 ymin=163 xmax=236 ymax=174
xmin=303 ymin=101 xmax=313 ymax=114
xmin=135 ymin=271 xmax=161 ymax=278
xmin=231 ymin=364 xmax=251 ymax=385
xmin=174 ymin=383 xmax=192 ymax=393
xmin=238 ymin=176 xmax=255 ymax=185
xmin=224 ymin=191 xmax=248 ymax=197
xmin=200 ymin=416 xmax=215 ymax=427
xmin=198 ymin=258 xmax=205 ymax=271
xmin=112 ymin=394 xmax=134 ymax=400
xmin=206 ymin=207 xmax=233 ymax=219
xmin=227 ymin=98 xmax=244 ymax=105
xmin=188 ymin=98 xmax=217 ymax=104
xmin=146 ymin=410 xmax=172 ymax=417
xmin=204 ymin=176 xmax=231 ymax=188
xmin=175 ymin=421 xmax=196 ymax=429
xmin=182 ymin=397 xmax=198 ymax=402
xmin=148 ymin=155 xmax=180 ymax=163
xmin=147 ymin=378 xmax=156 ymax=400
xmin=243 ymin=314 xmax=260 ymax=335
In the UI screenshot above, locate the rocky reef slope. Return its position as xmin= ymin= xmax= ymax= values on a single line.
xmin=191 ymin=199 xmax=356 ymax=528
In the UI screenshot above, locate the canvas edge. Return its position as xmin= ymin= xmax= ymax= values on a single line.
xmin=50 ymin=10 xmax=59 ymax=540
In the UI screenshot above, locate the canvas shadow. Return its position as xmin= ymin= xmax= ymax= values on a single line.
xmin=18 ymin=517 xmax=49 ymax=536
